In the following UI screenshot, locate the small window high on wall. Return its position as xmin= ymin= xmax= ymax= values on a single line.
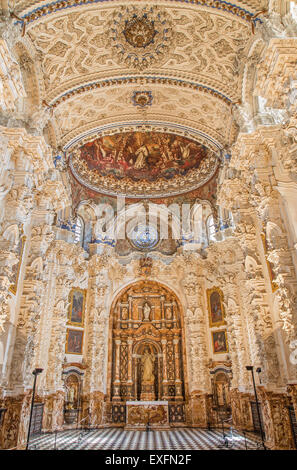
xmin=74 ymin=216 xmax=84 ymax=245
xmin=207 ymin=215 xmax=216 ymax=243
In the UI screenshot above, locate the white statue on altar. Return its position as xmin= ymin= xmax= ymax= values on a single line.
xmin=143 ymin=302 xmax=151 ymax=321
xmin=67 ymin=386 xmax=76 ymax=409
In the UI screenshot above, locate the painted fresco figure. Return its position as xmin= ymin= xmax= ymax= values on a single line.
xmin=214 ymin=331 xmax=226 ymax=353
xmin=210 ymin=291 xmax=223 ymax=324
xmin=134 ymin=145 xmax=149 ymax=169
xmin=71 ymin=291 xmax=83 ymax=323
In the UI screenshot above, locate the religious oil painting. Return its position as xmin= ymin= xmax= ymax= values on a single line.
xmin=207 ymin=287 xmax=226 ymax=327
xmin=212 ymin=330 xmax=228 ymax=354
xmin=68 ymin=288 xmax=86 ymax=326
xmin=70 ymin=130 xmax=219 ymax=198
xmin=9 ymin=233 xmax=26 ymax=295
xmin=66 ymin=329 xmax=84 ymax=355
xmin=77 ymin=131 xmax=211 ymax=182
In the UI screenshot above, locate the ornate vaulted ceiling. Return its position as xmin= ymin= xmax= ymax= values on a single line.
xmin=12 ymin=0 xmax=268 ymax=199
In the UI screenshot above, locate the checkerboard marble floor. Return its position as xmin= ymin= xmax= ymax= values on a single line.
xmin=29 ymin=427 xmax=262 ymax=450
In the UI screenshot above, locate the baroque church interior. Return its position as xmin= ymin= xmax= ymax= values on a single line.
xmin=0 ymin=0 xmax=297 ymax=451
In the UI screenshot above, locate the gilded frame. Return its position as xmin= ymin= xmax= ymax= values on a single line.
xmin=9 ymin=234 xmax=26 ymax=295
xmin=67 ymin=288 xmax=86 ymax=327
xmin=65 ymin=328 xmax=84 ymax=355
xmin=212 ymin=329 xmax=228 ymax=355
xmin=207 ymin=287 xmax=226 ymax=327
xmin=261 ymin=232 xmax=278 ymax=293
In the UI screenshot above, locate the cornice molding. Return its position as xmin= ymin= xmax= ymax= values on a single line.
xmin=16 ymin=0 xmax=262 ymax=27
xmin=62 ymin=119 xmax=225 ymax=151
xmin=50 ymin=76 xmax=233 ymax=110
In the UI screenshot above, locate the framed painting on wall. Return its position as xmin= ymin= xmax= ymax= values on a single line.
xmin=207 ymin=287 xmax=226 ymax=327
xmin=212 ymin=330 xmax=228 ymax=354
xmin=65 ymin=329 xmax=84 ymax=355
xmin=68 ymin=288 xmax=86 ymax=326
xmin=9 ymin=233 xmax=26 ymax=295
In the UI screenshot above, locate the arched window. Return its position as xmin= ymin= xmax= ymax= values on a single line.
xmin=74 ymin=216 xmax=84 ymax=245
xmin=291 ymin=2 xmax=297 ymax=21
xmin=76 ymin=203 xmax=97 ymax=251
xmin=228 ymin=210 xmax=234 ymax=228
xmin=206 ymin=215 xmax=216 ymax=243
xmin=219 ymin=208 xmax=231 ymax=230
xmin=0 ymin=340 xmax=3 ymax=366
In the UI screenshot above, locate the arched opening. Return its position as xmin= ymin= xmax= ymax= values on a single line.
xmin=212 ymin=371 xmax=231 ymax=410
xmin=206 ymin=214 xmax=216 ymax=243
xmin=134 ymin=341 xmax=161 ymax=401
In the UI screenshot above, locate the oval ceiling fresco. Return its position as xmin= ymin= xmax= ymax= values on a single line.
xmin=69 ymin=131 xmax=219 ymax=198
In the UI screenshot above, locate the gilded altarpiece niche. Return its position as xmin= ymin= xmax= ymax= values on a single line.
xmin=109 ymin=281 xmax=186 ymax=404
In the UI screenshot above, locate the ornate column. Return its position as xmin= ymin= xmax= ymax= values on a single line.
xmin=182 ymin=266 xmax=210 ymax=427
xmin=0 ymin=124 xmax=69 ymax=447
xmin=258 ymin=387 xmax=294 ymax=449
xmin=45 ymin=272 xmax=71 ymax=433
xmin=0 ymin=251 xmax=18 ymax=338
xmin=260 ymin=190 xmax=297 ymax=379
xmin=253 ymin=40 xmax=297 ymax=380
xmin=0 ymin=30 xmax=25 ymax=116
xmin=218 ymin=141 xmax=284 ymax=389
xmin=83 ymin=254 xmax=109 ymax=425
xmin=217 ymin=125 xmax=297 ymax=441
xmin=128 ymin=295 xmax=132 ymax=328
xmin=161 ymin=338 xmax=168 ymax=400
xmin=173 ymin=337 xmax=183 ymax=399
xmin=287 ymin=384 xmax=297 ymax=425
xmin=220 ymin=274 xmax=254 ymax=430
xmin=127 ymin=338 xmax=133 ymax=398
xmin=44 ymin=241 xmax=84 ymax=432
xmin=160 ymin=295 xmax=165 ymax=328
xmin=113 ymin=339 xmax=121 ymax=401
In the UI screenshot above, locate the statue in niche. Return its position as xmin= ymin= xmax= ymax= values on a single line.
xmin=65 ymin=374 xmax=80 ymax=410
xmin=216 ymin=383 xmax=225 ymax=406
xmin=143 ymin=302 xmax=151 ymax=321
xmin=66 ymin=385 xmax=77 ymax=409
xmin=165 ymin=306 xmax=172 ymax=320
xmin=141 ymin=347 xmax=155 ymax=383
xmin=121 ymin=306 xmax=128 ymax=320
xmin=213 ymin=372 xmax=230 ymax=409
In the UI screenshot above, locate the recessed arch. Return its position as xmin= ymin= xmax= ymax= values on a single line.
xmin=107 ymin=280 xmax=188 ymax=405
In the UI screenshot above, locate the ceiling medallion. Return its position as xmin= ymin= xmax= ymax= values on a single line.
xmin=132 ymin=91 xmax=153 ymax=108
xmin=108 ymin=6 xmax=173 ymax=70
xmin=123 ymin=15 xmax=157 ymax=49
xmin=69 ymin=131 xmax=219 ymax=199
